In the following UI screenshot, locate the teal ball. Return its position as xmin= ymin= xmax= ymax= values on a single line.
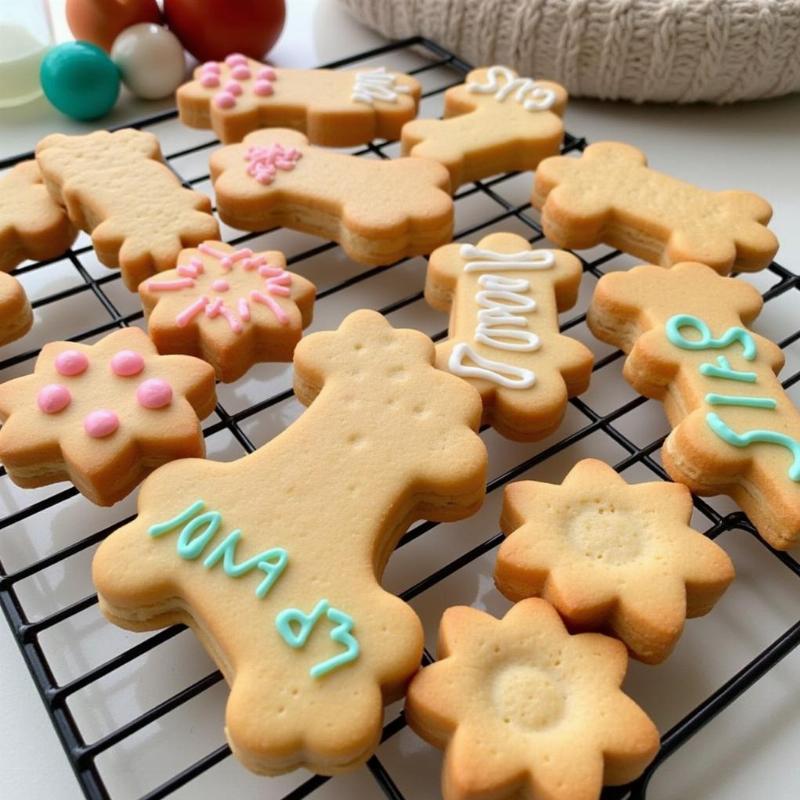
xmin=40 ymin=42 xmax=120 ymax=121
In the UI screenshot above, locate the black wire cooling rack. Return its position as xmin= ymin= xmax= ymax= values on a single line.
xmin=1 ymin=36 xmax=799 ymax=800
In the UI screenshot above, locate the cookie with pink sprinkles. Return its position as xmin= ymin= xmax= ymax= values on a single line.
xmin=139 ymin=241 xmax=316 ymax=382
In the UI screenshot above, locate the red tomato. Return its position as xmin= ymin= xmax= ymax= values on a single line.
xmin=163 ymin=0 xmax=286 ymax=63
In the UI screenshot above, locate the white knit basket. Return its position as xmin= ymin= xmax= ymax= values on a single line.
xmin=339 ymin=0 xmax=800 ymax=103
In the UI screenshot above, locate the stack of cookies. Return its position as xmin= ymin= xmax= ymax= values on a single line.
xmin=1 ymin=54 xmax=792 ymax=800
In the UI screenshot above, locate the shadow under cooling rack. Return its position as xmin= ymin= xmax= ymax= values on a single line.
xmin=0 ymin=36 xmax=799 ymax=800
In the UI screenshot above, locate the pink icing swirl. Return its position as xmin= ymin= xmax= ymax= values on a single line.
xmin=37 ymin=384 xmax=71 ymax=414
xmin=55 ymin=349 xmax=88 ymax=377
xmin=110 ymin=350 xmax=145 ymax=377
xmin=84 ymin=410 xmax=119 ymax=438
xmin=136 ymin=379 xmax=173 ymax=409
xmin=244 ymin=143 xmax=302 ymax=185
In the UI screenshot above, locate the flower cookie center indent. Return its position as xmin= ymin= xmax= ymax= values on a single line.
xmin=491 ymin=665 xmax=565 ymax=732
xmin=566 ymin=502 xmax=645 ymax=565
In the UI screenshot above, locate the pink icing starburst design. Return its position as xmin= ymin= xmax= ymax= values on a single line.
xmin=145 ymin=243 xmax=293 ymax=334
xmin=244 ymin=143 xmax=302 ymax=185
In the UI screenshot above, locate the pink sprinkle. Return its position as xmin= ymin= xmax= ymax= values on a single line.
xmin=37 ymin=384 xmax=71 ymax=414
xmin=238 ymin=298 xmax=251 ymax=321
xmin=231 ymin=65 xmax=251 ymax=80
xmin=257 ymin=66 xmax=276 ymax=81
xmin=110 ymin=350 xmax=145 ymax=377
xmin=206 ymin=297 xmax=224 ymax=318
xmin=177 ymin=264 xmax=199 ymax=278
xmin=136 ymin=379 xmax=173 ymax=409
xmin=201 ymin=61 xmax=221 ymax=73
xmin=219 ymin=305 xmax=243 ymax=333
xmin=258 ymin=264 xmax=282 ymax=277
xmin=147 ymin=278 xmax=195 ymax=291
xmin=212 ymin=279 xmax=230 ymax=292
xmin=55 ymin=349 xmax=88 ymax=377
xmin=214 ymin=91 xmax=236 ymax=109
xmin=244 ymin=255 xmax=266 ymax=270
xmin=251 ymin=290 xmax=289 ymax=324
xmin=253 ymin=80 xmax=273 ymax=96
xmin=176 ymin=296 xmax=209 ymax=327
xmin=225 ymin=80 xmax=243 ymax=96
xmin=84 ymin=410 xmax=119 ymax=438
xmin=225 ymin=53 xmax=248 ymax=66
xmin=201 ymin=73 xmax=220 ymax=88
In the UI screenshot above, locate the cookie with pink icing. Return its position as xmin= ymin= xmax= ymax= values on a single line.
xmin=0 ymin=327 xmax=216 ymax=505
xmin=139 ymin=240 xmax=316 ymax=382
xmin=177 ymin=54 xmax=421 ymax=146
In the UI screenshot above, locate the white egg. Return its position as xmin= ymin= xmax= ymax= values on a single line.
xmin=111 ymin=23 xmax=186 ymax=100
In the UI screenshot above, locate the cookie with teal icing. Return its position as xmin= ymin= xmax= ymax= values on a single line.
xmin=588 ymin=261 xmax=800 ymax=550
xmin=92 ymin=309 xmax=487 ymax=776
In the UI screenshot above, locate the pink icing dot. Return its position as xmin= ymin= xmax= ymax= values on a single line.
xmin=225 ymin=53 xmax=247 ymax=66
xmin=110 ymin=350 xmax=145 ymax=377
xmin=214 ymin=91 xmax=236 ymax=109
xmin=225 ymin=80 xmax=243 ymax=96
xmin=231 ymin=65 xmax=251 ymax=80
xmin=257 ymin=66 xmax=276 ymax=81
xmin=84 ymin=410 xmax=119 ymax=438
xmin=37 ymin=384 xmax=71 ymax=414
xmin=201 ymin=73 xmax=220 ymax=88
xmin=55 ymin=349 xmax=88 ymax=377
xmin=201 ymin=61 xmax=221 ymax=73
xmin=136 ymin=379 xmax=173 ymax=410
xmin=211 ymin=279 xmax=230 ymax=292
xmin=253 ymin=80 xmax=273 ymax=96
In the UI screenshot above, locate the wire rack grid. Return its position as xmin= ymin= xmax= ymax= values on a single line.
xmin=0 ymin=36 xmax=799 ymax=800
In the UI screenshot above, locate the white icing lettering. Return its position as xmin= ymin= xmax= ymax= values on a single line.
xmin=466 ymin=66 xmax=556 ymax=111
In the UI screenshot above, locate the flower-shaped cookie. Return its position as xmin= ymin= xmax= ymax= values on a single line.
xmin=0 ymin=328 xmax=216 ymax=505
xmin=0 ymin=273 xmax=32 ymax=346
xmin=496 ymin=459 xmax=735 ymax=663
xmin=406 ymin=600 xmax=659 ymax=800
xmin=0 ymin=160 xmax=77 ymax=270
xmin=139 ymin=241 xmax=315 ymax=382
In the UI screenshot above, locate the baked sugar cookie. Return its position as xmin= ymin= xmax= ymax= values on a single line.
xmin=0 ymin=161 xmax=77 ymax=270
xmin=533 ymin=142 xmax=778 ymax=274
xmin=426 ymin=232 xmax=593 ymax=441
xmin=140 ymin=240 xmax=315 ymax=382
xmin=402 ymin=65 xmax=566 ymax=190
xmin=210 ymin=129 xmax=453 ymax=265
xmin=406 ymin=600 xmax=659 ymax=800
xmin=92 ymin=310 xmax=487 ymax=775
xmin=178 ymin=55 xmax=421 ymax=145
xmin=497 ymin=459 xmax=735 ymax=663
xmin=36 ymin=129 xmax=220 ymax=289
xmin=0 ymin=273 xmax=33 ymax=346
xmin=0 ymin=327 xmax=216 ymax=505
xmin=589 ymin=261 xmax=800 ymax=549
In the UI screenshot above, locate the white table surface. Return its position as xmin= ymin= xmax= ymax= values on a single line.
xmin=1 ymin=1 xmax=799 ymax=799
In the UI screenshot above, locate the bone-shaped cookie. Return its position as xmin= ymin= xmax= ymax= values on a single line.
xmin=140 ymin=240 xmax=316 ymax=382
xmin=533 ymin=142 xmax=778 ymax=274
xmin=426 ymin=232 xmax=593 ymax=441
xmin=178 ymin=54 xmax=421 ymax=146
xmin=210 ymin=129 xmax=453 ymax=265
xmin=0 ymin=161 xmax=77 ymax=270
xmin=588 ymin=261 xmax=800 ymax=549
xmin=402 ymin=65 xmax=567 ymax=190
xmin=0 ymin=273 xmax=32 ymax=346
xmin=36 ymin=129 xmax=220 ymax=290
xmin=92 ymin=309 xmax=487 ymax=775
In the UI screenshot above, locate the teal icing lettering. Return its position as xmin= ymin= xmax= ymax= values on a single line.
xmin=276 ymin=598 xmax=360 ymax=679
xmin=699 ymin=355 xmax=757 ymax=383
xmin=177 ymin=511 xmax=222 ymax=559
xmin=705 ymin=393 xmax=777 ymax=410
xmin=203 ymin=530 xmax=288 ymax=598
xmin=666 ymin=314 xmax=757 ymax=361
xmin=148 ymin=500 xmax=206 ymax=537
xmin=706 ymin=412 xmax=800 ymax=481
